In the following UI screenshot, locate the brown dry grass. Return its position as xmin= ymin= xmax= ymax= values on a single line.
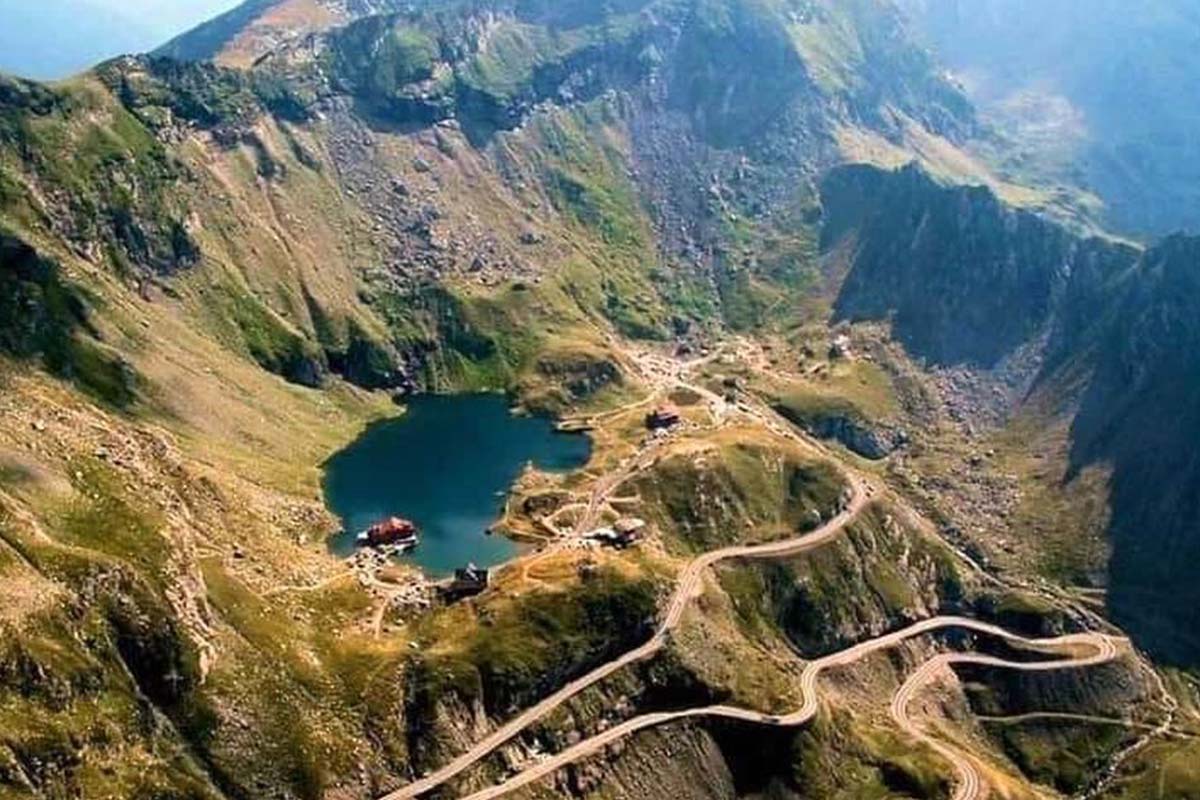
xmin=217 ymin=0 xmax=344 ymax=69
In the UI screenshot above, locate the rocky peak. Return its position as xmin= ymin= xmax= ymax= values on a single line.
xmin=823 ymin=162 xmax=1138 ymax=368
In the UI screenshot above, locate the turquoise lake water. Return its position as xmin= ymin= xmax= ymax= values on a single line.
xmin=323 ymin=394 xmax=592 ymax=576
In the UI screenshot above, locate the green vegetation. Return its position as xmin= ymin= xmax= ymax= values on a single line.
xmin=456 ymin=14 xmax=637 ymax=104
xmin=0 ymin=610 xmax=219 ymax=800
xmin=773 ymin=391 xmax=863 ymax=428
xmin=712 ymin=193 xmax=823 ymax=332
xmin=201 ymin=560 xmax=326 ymax=687
xmin=323 ymin=8 xmax=640 ymax=135
xmin=100 ymin=56 xmax=310 ymax=128
xmin=522 ymin=341 xmax=628 ymax=414
xmin=197 ymin=557 xmax=412 ymax=798
xmin=983 ymin=718 xmax=1127 ymax=794
xmin=531 ymin=107 xmax=671 ymax=339
xmin=637 ymin=440 xmax=846 ymax=553
xmin=790 ymin=5 xmax=864 ymax=96
xmin=412 ymin=569 xmax=657 ymax=716
xmin=201 ymin=278 xmax=324 ymax=387
xmin=0 ymin=506 xmax=212 ymax=799
xmin=1102 ymin=738 xmax=1200 ymax=800
xmin=371 ymin=282 xmax=533 ymax=391
xmin=721 ymin=504 xmax=966 ymax=655
xmin=766 ymin=358 xmax=898 ymax=425
xmin=0 ymin=1 xmax=1179 ymax=798
xmin=972 ymin=590 xmax=1067 ymax=638
xmin=0 ymin=462 xmax=31 ymax=489
xmin=787 ymin=710 xmax=951 ymax=799
xmin=0 ymin=72 xmax=211 ymax=298
xmin=54 ymin=458 xmax=167 ymax=576
xmin=0 ymin=232 xmax=139 ymax=407
xmin=461 ymin=22 xmax=559 ymax=100
xmin=327 ymin=17 xmax=442 ymax=106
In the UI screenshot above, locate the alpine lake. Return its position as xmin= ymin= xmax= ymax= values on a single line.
xmin=323 ymin=394 xmax=593 ymax=576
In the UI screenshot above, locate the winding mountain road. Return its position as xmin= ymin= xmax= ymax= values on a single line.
xmin=457 ymin=622 xmax=1119 ymax=800
xmin=890 ymin=634 xmax=1119 ymax=800
xmin=378 ymin=346 xmax=1129 ymax=800
xmin=386 ymin=521 xmax=1120 ymax=800
xmin=382 ymin=477 xmax=871 ymax=800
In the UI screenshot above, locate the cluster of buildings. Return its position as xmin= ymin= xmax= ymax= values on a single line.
xmin=355 ymin=517 xmax=491 ymax=602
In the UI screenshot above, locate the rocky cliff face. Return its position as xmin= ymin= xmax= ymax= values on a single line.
xmin=822 ymin=162 xmax=1200 ymax=665
xmin=156 ymin=0 xmax=979 ymax=332
xmin=3 ymin=2 xmax=975 ymax=406
xmin=823 ymin=163 xmax=1138 ymax=369
xmin=1069 ymin=235 xmax=1200 ymax=664
xmin=773 ymin=402 xmax=907 ymax=460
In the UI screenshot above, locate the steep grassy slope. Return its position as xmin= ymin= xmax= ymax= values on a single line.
xmin=1 ymin=0 xmax=1186 ymax=797
xmin=154 ymin=0 xmax=990 ymax=334
xmin=0 ymin=5 xmax=978 ymax=795
xmin=0 ymin=42 xmax=697 ymax=796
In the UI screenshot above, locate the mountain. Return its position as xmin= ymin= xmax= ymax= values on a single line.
xmin=156 ymin=0 xmax=403 ymax=67
xmin=823 ymin=162 xmax=1200 ymax=664
xmin=1 ymin=1 xmax=1197 ymax=798
xmin=1069 ymin=235 xmax=1200 ymax=663
xmin=897 ymin=0 xmax=1200 ymax=238
xmin=823 ymin=163 xmax=1138 ymax=369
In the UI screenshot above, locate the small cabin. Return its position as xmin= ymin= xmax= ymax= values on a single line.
xmin=646 ymin=403 xmax=682 ymax=430
xmin=443 ymin=563 xmax=491 ymax=600
xmin=829 ymin=334 xmax=853 ymax=360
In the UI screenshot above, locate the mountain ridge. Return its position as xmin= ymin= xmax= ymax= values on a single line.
xmin=1 ymin=1 xmax=1198 ymax=798
xmin=823 ymin=161 xmax=1200 ymax=665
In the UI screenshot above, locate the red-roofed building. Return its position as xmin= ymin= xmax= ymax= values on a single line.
xmin=358 ymin=517 xmax=419 ymax=547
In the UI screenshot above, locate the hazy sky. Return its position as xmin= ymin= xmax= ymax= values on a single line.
xmin=0 ymin=0 xmax=243 ymax=80
xmin=95 ymin=0 xmax=243 ymax=39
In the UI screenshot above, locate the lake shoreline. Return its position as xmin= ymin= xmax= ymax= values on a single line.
xmin=321 ymin=393 xmax=592 ymax=577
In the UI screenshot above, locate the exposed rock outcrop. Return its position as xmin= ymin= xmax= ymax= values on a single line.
xmin=1069 ymin=235 xmax=1200 ymax=664
xmin=821 ymin=163 xmax=1200 ymax=665
xmin=774 ymin=403 xmax=907 ymax=461
xmin=823 ymin=163 xmax=1138 ymax=370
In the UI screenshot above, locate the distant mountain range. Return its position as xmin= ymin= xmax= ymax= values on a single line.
xmin=898 ymin=0 xmax=1200 ymax=237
